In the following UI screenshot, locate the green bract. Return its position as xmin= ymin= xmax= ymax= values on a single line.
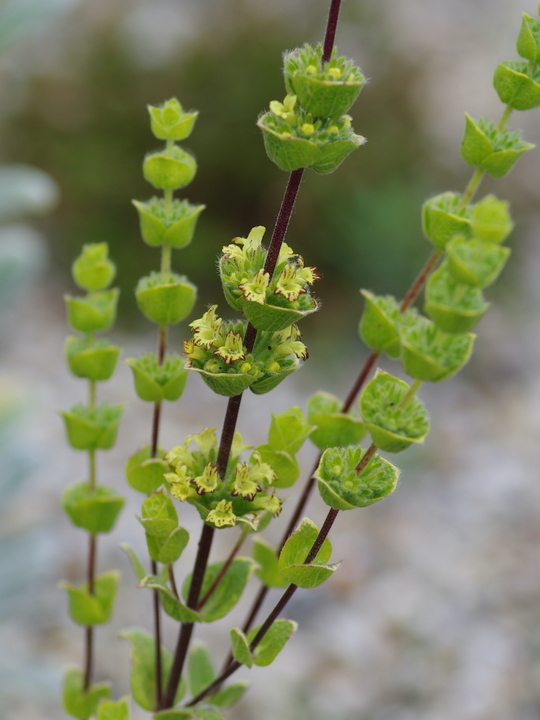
xmin=125 ymin=445 xmax=169 ymax=494
xmin=247 ymin=620 xmax=297 ymax=666
xmin=517 ymin=12 xmax=540 ymax=64
xmin=148 ymin=98 xmax=198 ymax=140
xmin=255 ymin=444 xmax=299 ymax=488
xmin=399 ymin=317 xmax=475 ymax=382
xmin=126 ymin=353 xmax=188 ymax=402
xmin=278 ymin=517 xmax=338 ymax=588
xmin=359 ymin=290 xmax=419 ymax=358
xmin=133 ymin=198 xmax=205 ymax=249
xmin=65 ymin=336 xmax=121 ymax=382
xmin=284 ymin=44 xmax=365 ymax=119
xmin=219 ymin=226 xmax=319 ymax=331
xmin=62 ymin=667 xmax=111 ymax=720
xmin=258 ymin=94 xmax=365 ymax=173
xmin=182 ymin=558 xmax=255 ymax=622
xmin=460 ymin=114 xmax=534 ymax=177
xmin=252 ymin=537 xmax=289 ymax=588
xmin=316 ymin=445 xmax=399 ymax=510
xmin=136 ymin=272 xmax=196 ymax=325
xmin=359 ymin=371 xmax=430 ymax=453
xmin=61 ymin=402 xmax=123 ymax=451
xmin=446 ymin=236 xmax=510 ymax=288
xmin=424 ymin=262 xmax=489 ymax=333
xmin=72 ymin=243 xmax=116 ymax=292
xmin=471 ymin=195 xmax=514 ymax=243
xmin=422 ymin=192 xmax=472 ymax=249
xmin=493 ymin=61 xmax=540 ymax=111
xmin=139 ymin=493 xmax=178 ymax=538
xmin=143 ymin=146 xmax=197 ymax=190
xmin=62 ymin=482 xmax=125 ymax=534
xmin=306 ymin=391 xmax=365 ymax=450
xmin=65 ymin=289 xmax=119 ymax=334
xmin=61 ymin=570 xmax=119 ymax=626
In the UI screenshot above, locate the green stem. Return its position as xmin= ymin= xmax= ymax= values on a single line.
xmin=399 ymin=379 xmax=422 ymax=408
xmin=497 ymin=104 xmax=513 ymax=131
xmin=161 ymin=244 xmax=172 ymax=275
xmin=460 ymin=167 xmax=485 ymax=207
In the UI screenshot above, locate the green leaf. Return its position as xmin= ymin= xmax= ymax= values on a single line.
xmin=72 ymin=243 xmax=116 ymax=292
xmin=119 ymin=628 xmax=186 ymax=712
xmin=493 ymin=61 xmax=540 ymax=112
xmin=279 ymin=517 xmax=332 ymax=569
xmin=65 ymin=289 xmax=119 ymax=334
xmin=422 ymin=192 xmax=472 ymax=250
xmin=139 ymin=493 xmax=178 ymax=538
xmin=230 ymin=627 xmax=253 ymax=668
xmin=63 ymin=667 xmax=111 ymax=720
xmin=446 ymin=236 xmax=510 ymax=288
xmin=471 ymin=194 xmax=514 ymax=244
xmin=252 ymin=538 xmax=289 ymax=588
xmin=65 ymin=336 xmax=121 ymax=382
xmin=188 ymin=642 xmax=216 ymax=698
xmin=268 ymin=406 xmax=313 ymax=454
xmin=61 ymin=402 xmax=123 ymax=451
xmin=62 ymin=482 xmax=125 ymax=534
xmin=146 ymin=525 xmax=189 ymax=564
xmin=96 ymin=696 xmax=130 ymax=720
xmin=208 ymin=681 xmax=249 ymax=708
xmin=125 ymin=445 xmax=169 ymax=494
xmin=138 ymin=575 xmax=200 ymax=623
xmin=136 ymin=272 xmax=197 ymax=326
xmin=517 ymin=12 xmax=540 ymax=64
xmin=255 ymin=444 xmax=299 ymax=489
xmin=182 ymin=558 xmax=255 ymax=623
xmin=133 ymin=197 xmax=205 ymax=249
xmin=425 ymin=262 xmax=489 ymax=333
xmin=247 ymin=619 xmax=297 ymax=666
xmin=154 ymin=709 xmax=223 ymax=720
xmin=120 ymin=543 xmax=147 ymax=582
xmin=126 ymin=353 xmax=189 ymax=403
xmin=143 ymin=146 xmax=197 ymax=190
xmin=307 ymin=391 xmax=365 ymax=451
xmin=61 ymin=570 xmax=119 ymax=626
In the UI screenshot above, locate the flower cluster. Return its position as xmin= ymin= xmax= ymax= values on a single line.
xmin=164 ymin=428 xmax=282 ymax=528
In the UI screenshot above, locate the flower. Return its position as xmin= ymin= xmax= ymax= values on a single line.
xmin=239 ymin=269 xmax=270 ymax=304
xmin=206 ymin=500 xmax=237 ymax=528
xmin=214 ymin=331 xmax=246 ymax=364
xmin=274 ymin=264 xmax=306 ymax=302
xmin=193 ymin=462 xmax=220 ymax=494
xmin=253 ymin=491 xmax=282 ymax=517
xmin=190 ymin=306 xmax=223 ymax=348
xmin=167 ymin=467 xmax=194 ymax=502
xmin=231 ymin=462 xmax=260 ymax=501
xmin=274 ymin=325 xmax=309 ymax=360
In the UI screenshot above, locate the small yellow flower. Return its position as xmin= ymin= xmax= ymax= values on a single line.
xmin=193 ymin=462 xmax=220 ymax=494
xmin=185 ymin=427 xmax=218 ymax=456
xmin=243 ymin=226 xmax=266 ymax=253
xmin=206 ymin=500 xmax=237 ymax=528
xmin=239 ymin=269 xmax=270 ymax=304
xmin=190 ymin=306 xmax=223 ymax=349
xmin=306 ymin=64 xmax=318 ymax=75
xmin=167 ymin=467 xmax=194 ymax=502
xmin=327 ymin=67 xmax=342 ymax=80
xmin=221 ymin=243 xmax=244 ymax=260
xmin=301 ymin=123 xmax=315 ymax=136
xmin=297 ymin=265 xmax=320 ymax=285
xmin=269 ymin=95 xmax=297 ymax=123
xmin=249 ymin=452 xmax=276 ymax=486
xmin=214 ymin=331 xmax=246 ymax=364
xmin=231 ymin=462 xmax=260 ymax=500
xmin=274 ymin=264 xmax=305 ymax=302
xmin=231 ymin=431 xmax=251 ymax=459
xmin=165 ymin=446 xmax=195 ymax=471
xmin=275 ymin=325 xmax=308 ymax=360
xmin=277 ymin=242 xmax=295 ymax=264
xmin=253 ymin=491 xmax=282 ymax=517
xmin=183 ymin=339 xmax=206 ymax=363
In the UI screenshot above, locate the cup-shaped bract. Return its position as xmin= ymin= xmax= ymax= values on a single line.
xmin=125 ymin=445 xmax=169 ymax=494
xmin=359 ymin=371 xmax=430 ymax=453
xmin=399 ymin=316 xmax=475 ymax=382
xmin=493 ymin=61 xmax=540 ymax=111
xmin=72 ymin=243 xmax=116 ymax=292
xmin=359 ymin=290 xmax=419 ymax=359
xmin=315 ymin=445 xmax=400 ymax=510
xmin=133 ymin=198 xmax=205 ymax=249
xmin=446 ymin=236 xmax=510 ymax=288
xmin=65 ymin=336 xmax=121 ymax=382
xmin=517 ymin=12 xmax=540 ymax=64
xmin=143 ymin=146 xmax=197 ymax=190
xmin=424 ymin=263 xmax=489 ymax=333
xmin=65 ymin=289 xmax=119 ymax=334
xmin=62 ymin=482 xmax=125 ymax=534
xmin=136 ymin=272 xmax=196 ymax=325
xmin=61 ymin=402 xmax=124 ymax=451
xmin=471 ymin=195 xmax=514 ymax=243
xmin=460 ymin=114 xmax=534 ymax=177
xmin=284 ymin=44 xmax=365 ymax=119
xmin=307 ymin=391 xmax=366 ymax=450
xmin=148 ymin=98 xmax=198 ymax=140
xmin=62 ymin=667 xmax=111 ymax=720
xmin=125 ymin=353 xmax=188 ymax=403
xmin=61 ymin=570 xmax=119 ymax=626
xmin=422 ymin=192 xmax=472 ymax=249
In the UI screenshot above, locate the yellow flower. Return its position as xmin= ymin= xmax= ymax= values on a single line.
xmin=274 ymin=325 xmax=308 ymax=360
xmin=249 ymin=452 xmax=276 ymax=485
xmin=214 ymin=331 xmax=246 ymax=364
xmin=183 ymin=339 xmax=206 ymax=363
xmin=165 ymin=446 xmax=195 ymax=471
xmin=231 ymin=462 xmax=260 ymax=500
xmin=167 ymin=467 xmax=194 ymax=502
xmin=253 ymin=491 xmax=282 ymax=517
xmin=206 ymin=500 xmax=237 ymax=528
xmin=185 ymin=427 xmax=218 ymax=455
xmin=193 ymin=462 xmax=220 ymax=494
xmin=274 ymin=264 xmax=305 ymax=302
xmin=189 ymin=306 xmax=223 ymax=349
xmin=239 ymin=269 xmax=270 ymax=304
xmin=277 ymin=242 xmax=295 ymax=264
xmin=269 ymin=95 xmax=297 ymax=123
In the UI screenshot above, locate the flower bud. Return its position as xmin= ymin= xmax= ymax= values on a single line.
xmin=65 ymin=336 xmax=121 ymax=382
xmin=143 ymin=146 xmax=197 ymax=190
xmin=493 ymin=61 xmax=540 ymax=112
xmin=72 ymin=243 xmax=116 ymax=291
xmin=60 ymin=402 xmax=123 ymax=451
xmin=62 ymin=482 xmax=125 ymax=534
xmin=471 ymin=195 xmax=514 ymax=243
xmin=148 ymin=98 xmax=198 ymax=140
xmin=133 ymin=198 xmax=205 ymax=248
xmin=65 ymin=289 xmax=119 ymax=334
xmin=424 ymin=263 xmax=489 ymax=333
xmin=460 ymin=114 xmax=534 ymax=177
xmin=517 ymin=12 xmax=540 ymax=65
xmin=359 ymin=370 xmax=430 ymax=453
xmin=284 ymin=44 xmax=365 ymax=119
xmin=422 ymin=192 xmax=472 ymax=249
xmin=125 ymin=353 xmax=189 ymax=402
xmin=446 ymin=236 xmax=510 ymax=288
xmin=136 ymin=272 xmax=196 ymax=325
xmin=399 ymin=316 xmax=475 ymax=382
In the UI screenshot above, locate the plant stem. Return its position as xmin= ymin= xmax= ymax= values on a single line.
xmin=460 ymin=167 xmax=485 ymax=206
xmin=400 ymin=250 xmax=442 ymax=313
xmin=322 ymin=0 xmax=343 ymax=62
xmin=354 ymin=442 xmax=377 ymax=473
xmin=197 ymin=530 xmax=247 ymax=610
xmin=151 ymin=559 xmax=163 ymax=710
xmin=399 ymin=379 xmax=422 ymax=408
xmin=83 ymin=533 xmax=97 ymax=690
xmin=497 ymin=105 xmax=513 ymax=131
xmin=168 ymin=564 xmax=180 ymax=599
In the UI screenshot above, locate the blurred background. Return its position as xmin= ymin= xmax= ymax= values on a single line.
xmin=2 ymin=0 xmax=540 ymax=718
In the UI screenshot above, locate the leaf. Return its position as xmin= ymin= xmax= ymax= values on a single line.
xmin=182 ymin=558 xmax=255 ymax=623
xmin=267 ymin=407 xmax=313 ymax=455
xmin=62 ymin=481 xmax=125 ymax=535
xmin=146 ymin=525 xmax=189 ymax=564
xmin=279 ymin=562 xmax=339 ymax=588
xmin=153 ymin=709 xmax=223 ymax=720
xmin=252 ymin=538 xmax=288 ymax=588
xmin=120 ymin=543 xmax=147 ymax=582
xmin=208 ymin=681 xmax=249 ymax=708
xmin=119 ymin=628 xmax=185 ymax=712
xmin=61 ymin=570 xmax=119 ymax=626
xmin=279 ymin=518 xmax=332 ymax=570
xmin=96 ymin=696 xmax=130 ymax=720
xmin=125 ymin=445 xmax=169 ymax=494
xmin=247 ymin=619 xmax=297 ymax=666
xmin=188 ymin=642 xmax=216 ymax=697
xmin=255 ymin=444 xmax=299 ymax=489
xmin=140 ymin=493 xmax=178 ymax=537
xmin=62 ymin=667 xmax=111 ymax=720
xmin=139 ymin=575 xmax=200 ymax=623
xmin=230 ymin=628 xmax=253 ymax=668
